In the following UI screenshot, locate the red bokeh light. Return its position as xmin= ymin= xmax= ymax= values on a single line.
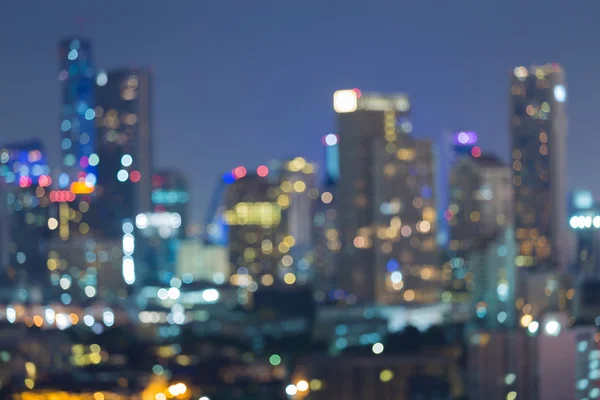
xmin=233 ymin=166 xmax=247 ymax=179
xmin=19 ymin=176 xmax=32 ymax=188
xmin=257 ymin=165 xmax=269 ymax=177
xmin=353 ymin=88 xmax=362 ymax=98
xmin=152 ymin=175 xmax=163 ymax=188
xmin=130 ymin=171 xmax=141 ymax=182
xmin=471 ymin=146 xmax=482 ymax=158
xmin=38 ymin=175 xmax=52 ymax=187
xmin=49 ymin=190 xmax=76 ymax=202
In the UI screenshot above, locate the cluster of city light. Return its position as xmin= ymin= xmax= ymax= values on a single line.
xmin=122 ymin=221 xmax=136 ymax=285
xmin=222 ymin=202 xmax=281 ymax=227
xmin=167 ymin=383 xmax=187 ymax=396
xmin=569 ymin=215 xmax=600 ymax=229
xmin=3 ymin=305 xmax=115 ymax=330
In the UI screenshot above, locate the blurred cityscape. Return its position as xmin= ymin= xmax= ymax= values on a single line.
xmin=0 ymin=34 xmax=596 ymax=400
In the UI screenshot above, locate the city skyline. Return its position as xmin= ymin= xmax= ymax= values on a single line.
xmin=2 ymin=1 xmax=600 ymax=220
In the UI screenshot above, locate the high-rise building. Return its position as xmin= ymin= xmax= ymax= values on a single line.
xmin=313 ymin=135 xmax=340 ymax=297
xmin=92 ymin=68 xmax=153 ymax=238
xmin=445 ymin=153 xmax=513 ymax=296
xmin=56 ymin=38 xmax=99 ymax=246
xmin=151 ymin=170 xmax=188 ymax=238
xmin=510 ymin=63 xmax=567 ymax=270
xmin=223 ymin=159 xmax=318 ymax=289
xmin=436 ymin=130 xmax=479 ymax=248
xmin=58 ymin=37 xmax=97 ymax=190
xmin=334 ymin=89 xmax=438 ymax=304
xmin=0 ymin=141 xmax=53 ymax=302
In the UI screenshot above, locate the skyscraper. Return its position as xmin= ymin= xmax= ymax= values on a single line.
xmin=510 ymin=64 xmax=567 ymax=270
xmin=56 ymin=38 xmax=98 ymax=244
xmin=92 ymin=68 xmax=153 ymax=238
xmin=313 ymin=134 xmax=340 ymax=296
xmin=436 ymin=131 xmax=479 ymax=248
xmin=58 ymin=38 xmax=97 ymax=189
xmin=334 ymin=89 xmax=438 ymax=304
xmin=445 ymin=153 xmax=513 ymax=295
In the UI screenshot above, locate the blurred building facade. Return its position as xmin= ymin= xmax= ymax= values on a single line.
xmin=510 ymin=64 xmax=567 ymax=270
xmin=222 ymin=159 xmax=318 ymax=289
xmin=445 ymin=153 xmax=513 ymax=301
xmin=334 ymin=90 xmax=438 ymax=304
xmin=92 ymin=68 xmax=153 ymax=239
xmin=0 ymin=141 xmax=52 ymax=302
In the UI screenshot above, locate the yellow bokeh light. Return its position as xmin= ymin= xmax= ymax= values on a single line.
xmin=280 ymin=181 xmax=292 ymax=193
xmin=47 ymin=259 xmax=58 ymax=270
xmin=296 ymin=380 xmax=309 ymax=392
xmin=309 ymin=379 xmax=323 ymax=391
xmin=278 ymin=195 xmax=290 ymax=208
xmin=404 ymin=290 xmax=415 ymax=302
xmin=284 ymin=273 xmax=296 ymax=284
xmin=293 ymin=181 xmax=306 ymax=193
xmin=379 ymin=369 xmax=394 ymax=382
xmin=284 ymin=235 xmax=296 ymax=247
xmin=520 ymin=314 xmax=532 ymax=327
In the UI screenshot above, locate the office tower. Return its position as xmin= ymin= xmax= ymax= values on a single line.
xmin=436 ymin=131 xmax=479 ymax=248
xmin=0 ymin=141 xmax=52 ymax=302
xmin=313 ymin=135 xmax=340 ymax=297
xmin=223 ymin=159 xmax=317 ymax=288
xmin=205 ymin=175 xmax=230 ymax=246
xmin=92 ymin=68 xmax=153 ymax=238
xmin=58 ymin=37 xmax=97 ymax=189
xmin=445 ymin=153 xmax=513 ymax=296
xmin=334 ymin=89 xmax=438 ymax=304
xmin=151 ymin=170 xmax=188 ymax=238
xmin=56 ymin=38 xmax=98 ymax=244
xmin=510 ymin=64 xmax=567 ymax=270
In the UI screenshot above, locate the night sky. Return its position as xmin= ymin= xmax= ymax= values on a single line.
xmin=1 ymin=1 xmax=599 ymax=221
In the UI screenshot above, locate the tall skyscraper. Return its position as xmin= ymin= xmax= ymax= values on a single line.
xmin=92 ymin=68 xmax=153 ymax=238
xmin=445 ymin=153 xmax=513 ymax=295
xmin=436 ymin=131 xmax=479 ymax=248
xmin=334 ymin=89 xmax=438 ymax=304
xmin=313 ymin=134 xmax=340 ymax=296
xmin=58 ymin=38 xmax=97 ymax=190
xmin=510 ymin=63 xmax=567 ymax=270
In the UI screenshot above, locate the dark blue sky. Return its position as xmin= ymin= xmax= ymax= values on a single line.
xmin=1 ymin=1 xmax=599 ymax=221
